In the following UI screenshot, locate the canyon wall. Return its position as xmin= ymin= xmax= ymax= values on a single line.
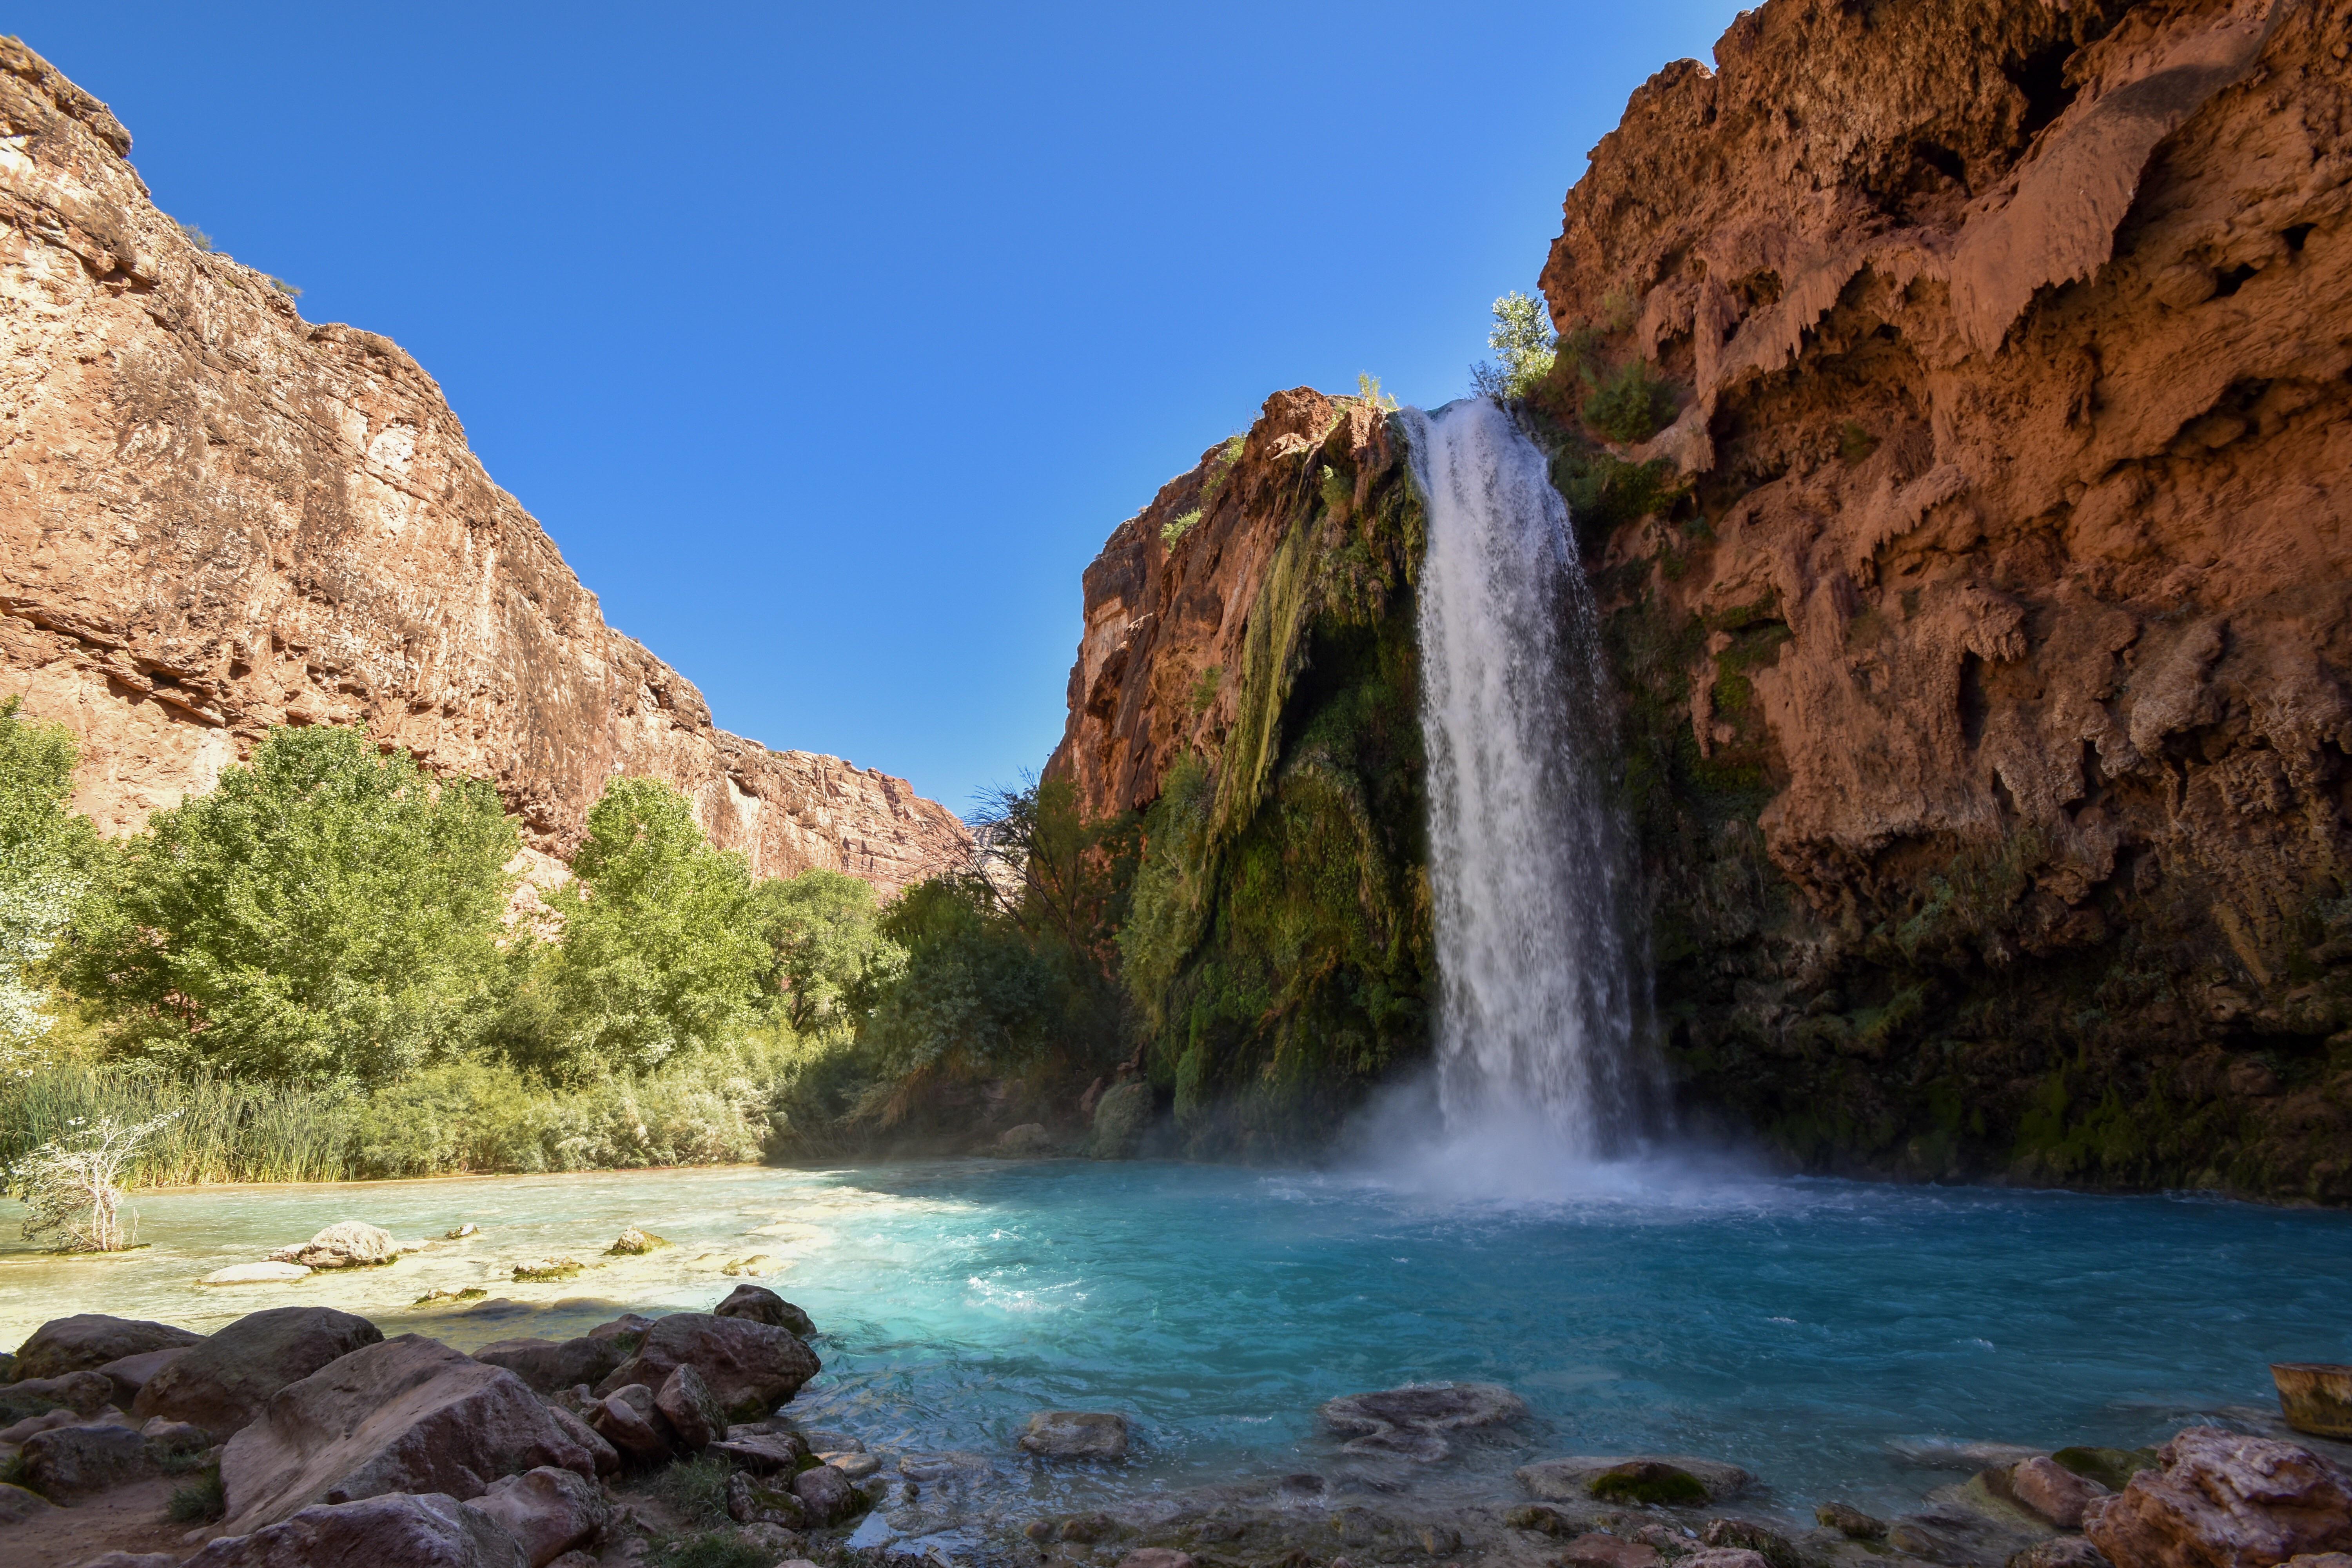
xmin=0 ymin=41 xmax=968 ymax=894
xmin=1536 ymin=0 xmax=2352 ymax=1199
xmin=1056 ymin=0 xmax=2352 ymax=1198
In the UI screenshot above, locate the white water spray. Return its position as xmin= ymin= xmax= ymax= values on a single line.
xmin=1404 ymin=398 xmax=1650 ymax=1164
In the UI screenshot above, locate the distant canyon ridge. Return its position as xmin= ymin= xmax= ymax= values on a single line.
xmin=0 ymin=39 xmax=968 ymax=892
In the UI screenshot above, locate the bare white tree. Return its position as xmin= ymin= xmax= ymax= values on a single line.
xmin=12 ymin=1112 xmax=178 ymax=1252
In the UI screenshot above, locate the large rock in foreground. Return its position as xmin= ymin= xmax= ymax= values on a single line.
xmin=9 ymin=1314 xmax=205 ymax=1381
xmin=187 ymin=1491 xmax=529 ymax=1568
xmin=220 ymin=1334 xmax=595 ymax=1532
xmin=593 ymin=1313 xmax=817 ymax=1421
xmin=2085 ymin=1428 xmax=2352 ymax=1568
xmin=136 ymin=1306 xmax=384 ymax=1437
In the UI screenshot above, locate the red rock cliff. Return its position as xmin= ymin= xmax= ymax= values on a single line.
xmin=0 ymin=41 xmax=968 ymax=893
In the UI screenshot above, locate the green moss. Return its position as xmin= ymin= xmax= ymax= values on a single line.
xmin=1588 ymin=1462 xmax=1708 ymax=1506
xmin=1552 ymin=448 xmax=1687 ymax=551
xmin=1163 ymin=508 xmax=1202 ymax=544
xmin=1581 ymin=358 xmax=1677 ymax=444
xmin=1189 ymin=666 xmax=1222 ymax=716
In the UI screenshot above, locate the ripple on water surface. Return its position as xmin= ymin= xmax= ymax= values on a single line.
xmin=4 ymin=1159 xmax=2347 ymax=1517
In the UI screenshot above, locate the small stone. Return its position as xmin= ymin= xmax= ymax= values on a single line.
xmin=413 ymin=1287 xmax=489 ymax=1305
xmin=606 ymin=1227 xmax=667 ymax=1256
xmin=1506 ymin=1504 xmax=1579 ymax=1536
xmin=2007 ymin=1455 xmax=2109 ymax=1529
xmin=708 ymin=1430 xmax=811 ymax=1474
xmin=1018 ymin=1409 xmax=1130 ymax=1461
xmin=0 ymin=1481 xmax=57 ymax=1524
xmin=446 ymin=1223 xmax=479 ymax=1239
xmin=1025 ymin=1521 xmax=1056 ymax=1543
xmin=1114 ymin=1553 xmax=1194 ymax=1568
xmin=203 ymin=1261 xmax=312 ymax=1286
xmin=824 ymin=1451 xmax=881 ymax=1479
xmin=2010 ymin=1537 xmax=2113 ymax=1568
xmin=1703 ymin=1517 xmax=1799 ymax=1568
xmin=1059 ymin=1512 xmax=1119 ymax=1543
xmin=719 ymin=1254 xmax=771 ymax=1277
xmin=654 ymin=1363 xmax=728 ymax=1451
xmin=512 ymin=1257 xmax=585 ymax=1282
xmin=96 ymin=1346 xmax=192 ymax=1407
xmin=1674 ymin=1552 xmax=1771 ymax=1568
xmin=1817 ymin=1501 xmax=1886 ymax=1539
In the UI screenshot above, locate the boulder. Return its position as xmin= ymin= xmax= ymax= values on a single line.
xmin=712 ymin=1285 xmax=816 ymax=1339
xmin=446 ymin=1223 xmax=480 ymax=1240
xmin=1819 ymin=1502 xmax=1888 ymax=1539
xmin=1018 ymin=1410 xmax=1129 ymax=1461
xmin=0 ymin=1405 xmax=87 ymax=1444
xmin=461 ymin=1465 xmax=608 ymax=1567
xmin=19 ymin=1421 xmax=151 ymax=1499
xmin=1090 ymin=1080 xmax=1154 ymax=1159
xmin=606 ymin=1227 xmax=666 ymax=1256
xmin=824 ymin=1451 xmax=880 ymax=1479
xmin=2005 ymin=1456 xmax=2111 ymax=1530
xmin=1519 ymin=1455 xmax=1753 ymax=1504
xmin=710 ymin=1429 xmax=810 ymax=1474
xmin=96 ymin=1346 xmax=191 ymax=1408
xmin=543 ymin=1405 xmax=617 ymax=1478
xmin=593 ymin=1312 xmax=818 ymax=1420
xmin=1675 ymin=1553 xmax=1772 ymax=1568
xmin=2085 ymin=1428 xmax=2352 ymax=1568
xmin=583 ymin=1314 xmax=653 ymax=1345
xmin=1704 ymin=1517 xmax=1801 ymax=1568
xmin=202 ymin=1262 xmax=312 ymax=1287
xmin=654 ymin=1364 xmax=727 ymax=1452
xmin=136 ymin=1306 xmax=384 ymax=1438
xmin=791 ymin=1461 xmax=859 ymax=1525
xmin=1556 ymin=1534 xmax=1662 ymax=1568
xmin=11 ymin=1315 xmax=206 ymax=1381
xmin=0 ymin=1481 xmax=55 ymax=1524
xmin=1319 ymin=1382 xmax=1528 ymax=1462
xmin=471 ymin=1337 xmax=625 ymax=1397
xmin=1891 ymin=1501 xmax=2050 ymax=1567
xmin=996 ymin=1123 xmax=1056 ymax=1156
xmin=218 ymin=1334 xmax=595 ymax=1533
xmin=2055 ymin=1447 xmax=2163 ymax=1494
xmin=2271 ymin=1365 xmax=2352 ymax=1441
xmin=268 ymin=1221 xmax=399 ymax=1269
xmin=141 ymin=1416 xmax=211 ymax=1455
xmin=2011 ymin=1539 xmax=2114 ymax=1568
xmin=586 ymin=1387 xmax=671 ymax=1466
xmin=727 ymin=1471 xmax=808 ymax=1528
xmin=0 ymin=1368 xmax=115 ymax=1422
xmin=185 ymin=1490 xmax=529 ymax=1568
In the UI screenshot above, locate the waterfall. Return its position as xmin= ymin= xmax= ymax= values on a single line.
xmin=1404 ymin=397 xmax=1649 ymax=1163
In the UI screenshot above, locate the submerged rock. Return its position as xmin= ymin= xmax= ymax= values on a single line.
xmin=2085 ymin=1427 xmax=2352 ymax=1568
xmin=203 ymin=1262 xmax=313 ymax=1287
xmin=792 ymin=1460 xmax=860 ymax=1525
xmin=136 ymin=1306 xmax=384 ymax=1439
xmin=1320 ymin=1381 xmax=1528 ymax=1462
xmin=510 ymin=1258 xmax=584 ymax=1283
xmin=186 ymin=1491 xmax=529 ymax=1568
xmin=713 ymin=1283 xmax=816 ymax=1338
xmin=995 ymin=1123 xmax=1056 ymax=1157
xmin=1521 ymin=1455 xmax=1753 ymax=1504
xmin=219 ymin=1334 xmax=595 ymax=1533
xmin=10 ymin=1314 xmax=206 ymax=1381
xmin=1018 ymin=1410 xmax=1130 ymax=1461
xmin=1818 ymin=1501 xmax=1888 ymax=1539
xmin=606 ymin=1227 xmax=666 ymax=1256
xmin=269 ymin=1221 xmax=399 ymax=1269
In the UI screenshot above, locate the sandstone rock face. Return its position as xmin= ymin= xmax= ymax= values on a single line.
xmin=0 ymin=40 xmax=967 ymax=894
xmin=2084 ymin=1427 xmax=2352 ymax=1568
xmin=134 ymin=1305 xmax=385 ymax=1438
xmin=219 ymin=1334 xmax=594 ymax=1533
xmin=186 ymin=1491 xmax=531 ymax=1568
xmin=1529 ymin=0 xmax=2352 ymax=1197
xmin=9 ymin=1314 xmax=204 ymax=1381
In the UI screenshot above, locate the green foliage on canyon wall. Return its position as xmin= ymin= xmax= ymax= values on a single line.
xmin=1119 ymin=440 xmax=1434 ymax=1156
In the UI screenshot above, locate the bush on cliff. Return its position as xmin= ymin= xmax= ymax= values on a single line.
xmin=1470 ymin=291 xmax=1558 ymax=403
xmin=66 ymin=724 xmax=517 ymax=1086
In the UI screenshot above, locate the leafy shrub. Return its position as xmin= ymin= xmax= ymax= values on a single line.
xmin=658 ymin=1534 xmax=769 ymax=1568
xmin=1552 ymin=449 xmax=1686 ymax=544
xmin=167 ymin=1468 xmax=225 ymax=1522
xmin=649 ymin=1454 xmax=736 ymax=1528
xmin=1161 ymin=507 xmax=1201 ymax=545
xmin=0 ymin=698 xmax=100 ymax=1062
xmin=10 ymin=1111 xmax=177 ymax=1250
xmin=1581 ymin=357 xmax=1677 ymax=445
xmin=67 ymin=724 xmax=517 ymax=1086
xmin=1187 ymin=666 xmax=1222 ymax=717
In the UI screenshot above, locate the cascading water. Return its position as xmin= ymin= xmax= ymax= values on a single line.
xmin=1403 ymin=397 xmax=1651 ymax=1164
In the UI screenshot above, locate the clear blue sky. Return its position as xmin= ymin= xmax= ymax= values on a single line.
xmin=16 ymin=2 xmax=1743 ymax=815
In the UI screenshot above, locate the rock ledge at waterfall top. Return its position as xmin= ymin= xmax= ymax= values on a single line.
xmin=0 ymin=38 xmax=967 ymax=892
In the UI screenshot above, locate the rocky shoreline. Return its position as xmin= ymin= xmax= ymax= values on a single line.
xmin=2 ymin=1227 xmax=2348 ymax=1568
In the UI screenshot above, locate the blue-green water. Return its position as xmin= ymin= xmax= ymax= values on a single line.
xmin=4 ymin=1159 xmax=2347 ymax=1520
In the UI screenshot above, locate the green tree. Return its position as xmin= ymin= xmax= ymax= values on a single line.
xmin=67 ymin=724 xmax=517 ymax=1086
xmin=0 ymin=699 xmax=101 ymax=1058
xmin=754 ymin=867 xmax=902 ymax=1035
xmin=528 ymin=777 xmax=769 ymax=1076
xmin=1471 ymin=291 xmax=1558 ymax=402
xmin=859 ymin=875 xmax=1055 ymax=1080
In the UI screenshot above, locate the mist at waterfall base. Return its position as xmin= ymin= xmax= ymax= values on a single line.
xmin=1353 ymin=397 xmax=1690 ymax=1201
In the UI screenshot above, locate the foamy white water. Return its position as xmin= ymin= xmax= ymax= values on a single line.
xmin=1404 ymin=398 xmax=1650 ymax=1163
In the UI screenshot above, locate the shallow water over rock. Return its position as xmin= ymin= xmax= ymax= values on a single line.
xmin=4 ymin=1160 xmax=2348 ymax=1526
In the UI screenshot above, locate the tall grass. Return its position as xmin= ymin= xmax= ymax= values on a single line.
xmin=0 ymin=1029 xmax=855 ymax=1188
